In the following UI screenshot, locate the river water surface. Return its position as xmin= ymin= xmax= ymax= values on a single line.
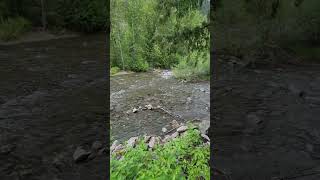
xmin=110 ymin=71 xmax=210 ymax=142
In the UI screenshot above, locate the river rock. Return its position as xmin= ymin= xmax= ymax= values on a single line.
xmin=201 ymin=134 xmax=210 ymax=142
xmin=144 ymin=135 xmax=151 ymax=143
xmin=171 ymin=132 xmax=179 ymax=139
xmin=127 ymin=137 xmax=138 ymax=148
xmin=177 ymin=126 xmax=188 ymax=133
xmin=111 ymin=140 xmax=119 ymax=152
xmin=91 ymin=141 xmax=103 ymax=151
xmin=199 ymin=120 xmax=210 ymax=135
xmin=162 ymin=135 xmax=172 ymax=143
xmin=73 ymin=146 xmax=90 ymax=163
xmin=148 ymin=137 xmax=156 ymax=149
xmin=162 ymin=127 xmax=167 ymax=133
xmin=113 ymin=144 xmax=125 ymax=154
xmin=171 ymin=120 xmax=180 ymax=129
xmin=146 ymin=104 xmax=153 ymax=110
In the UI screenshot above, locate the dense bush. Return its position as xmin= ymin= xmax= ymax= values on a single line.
xmin=212 ymin=0 xmax=320 ymax=60
xmin=0 ymin=17 xmax=31 ymax=41
xmin=111 ymin=0 xmax=210 ymax=78
xmin=57 ymin=0 xmax=108 ymax=32
xmin=111 ymin=128 xmax=210 ymax=179
xmin=0 ymin=0 xmax=108 ymax=33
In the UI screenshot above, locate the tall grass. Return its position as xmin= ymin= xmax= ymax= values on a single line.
xmin=0 ymin=17 xmax=31 ymax=41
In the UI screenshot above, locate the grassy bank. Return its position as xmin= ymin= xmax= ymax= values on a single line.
xmin=111 ymin=128 xmax=210 ymax=179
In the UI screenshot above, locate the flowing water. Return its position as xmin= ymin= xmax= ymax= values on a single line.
xmin=0 ymin=34 xmax=107 ymax=180
xmin=110 ymin=70 xmax=210 ymax=142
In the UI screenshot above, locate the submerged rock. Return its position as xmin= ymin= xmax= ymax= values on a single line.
xmin=91 ymin=141 xmax=103 ymax=151
xmin=73 ymin=147 xmax=90 ymax=163
xmin=162 ymin=127 xmax=167 ymax=133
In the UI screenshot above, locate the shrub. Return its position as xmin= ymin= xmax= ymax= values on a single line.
xmin=58 ymin=0 xmax=108 ymax=32
xmin=0 ymin=17 xmax=31 ymax=41
xmin=110 ymin=66 xmax=120 ymax=75
xmin=111 ymin=128 xmax=210 ymax=179
xmin=173 ymin=51 xmax=210 ymax=80
xmin=111 ymin=0 xmax=209 ymax=74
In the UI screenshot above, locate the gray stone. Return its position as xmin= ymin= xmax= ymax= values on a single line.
xmin=201 ymin=134 xmax=210 ymax=142
xmin=171 ymin=132 xmax=179 ymax=139
xmin=199 ymin=120 xmax=210 ymax=134
xmin=113 ymin=144 xmax=124 ymax=153
xmin=171 ymin=120 xmax=180 ymax=129
xmin=177 ymin=126 xmax=188 ymax=133
xmin=145 ymin=104 xmax=153 ymax=110
xmin=127 ymin=137 xmax=138 ymax=148
xmin=144 ymin=135 xmax=151 ymax=143
xmin=148 ymin=137 xmax=156 ymax=149
xmin=132 ymin=108 xmax=138 ymax=113
xmin=162 ymin=127 xmax=167 ymax=133
xmin=110 ymin=140 xmax=119 ymax=152
xmin=73 ymin=147 xmax=90 ymax=163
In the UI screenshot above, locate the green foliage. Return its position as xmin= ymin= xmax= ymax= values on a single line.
xmin=110 ymin=66 xmax=120 ymax=75
xmin=111 ymin=128 xmax=210 ymax=179
xmin=57 ymin=0 xmax=108 ymax=32
xmin=0 ymin=0 xmax=108 ymax=33
xmin=0 ymin=17 xmax=31 ymax=41
xmin=173 ymin=51 xmax=210 ymax=81
xmin=111 ymin=0 xmax=210 ymax=77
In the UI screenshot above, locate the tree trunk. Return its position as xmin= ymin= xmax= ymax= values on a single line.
xmin=41 ymin=0 xmax=47 ymax=30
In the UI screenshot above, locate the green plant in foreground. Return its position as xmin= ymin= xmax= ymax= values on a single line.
xmin=0 ymin=17 xmax=31 ymax=41
xmin=111 ymin=128 xmax=210 ymax=179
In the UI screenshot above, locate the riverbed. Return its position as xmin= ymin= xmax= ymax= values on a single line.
xmin=110 ymin=70 xmax=210 ymax=142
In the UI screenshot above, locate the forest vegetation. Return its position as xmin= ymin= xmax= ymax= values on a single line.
xmin=110 ymin=0 xmax=210 ymax=80
xmin=212 ymin=0 xmax=320 ymax=63
xmin=0 ymin=0 xmax=108 ymax=41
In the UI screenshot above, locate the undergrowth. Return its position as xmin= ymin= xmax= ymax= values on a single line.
xmin=0 ymin=17 xmax=31 ymax=41
xmin=111 ymin=128 xmax=210 ymax=179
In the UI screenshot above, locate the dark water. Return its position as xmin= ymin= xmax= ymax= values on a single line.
xmin=213 ymin=57 xmax=320 ymax=180
xmin=0 ymin=34 xmax=107 ymax=180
